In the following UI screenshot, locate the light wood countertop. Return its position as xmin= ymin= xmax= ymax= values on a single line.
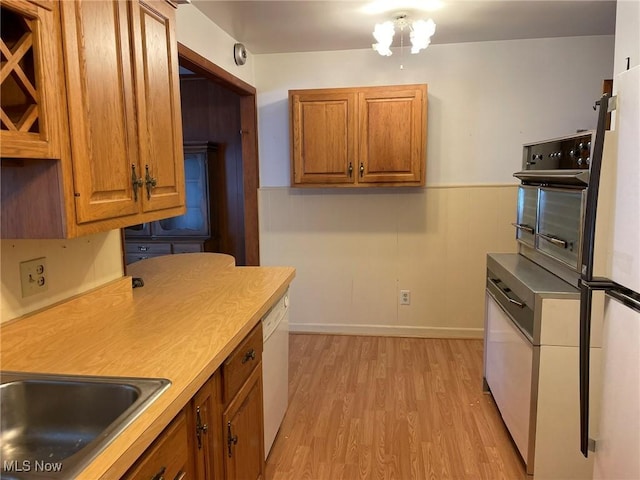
xmin=0 ymin=253 xmax=295 ymax=479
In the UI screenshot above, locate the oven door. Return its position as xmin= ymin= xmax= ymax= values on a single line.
xmin=536 ymin=187 xmax=586 ymax=271
xmin=513 ymin=185 xmax=538 ymax=248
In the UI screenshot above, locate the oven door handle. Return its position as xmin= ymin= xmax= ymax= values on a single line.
xmin=488 ymin=278 xmax=526 ymax=308
xmin=511 ymin=223 xmax=535 ymax=234
xmin=538 ymin=232 xmax=569 ymax=248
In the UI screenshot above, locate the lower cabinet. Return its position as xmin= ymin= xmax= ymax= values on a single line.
xmin=124 ymin=323 xmax=265 ymax=480
xmin=122 ymin=410 xmax=191 ymax=480
xmin=222 ymin=366 xmax=265 ymax=480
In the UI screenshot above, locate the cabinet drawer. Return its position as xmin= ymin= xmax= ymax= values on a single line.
xmin=122 ymin=410 xmax=190 ymax=480
xmin=172 ymin=242 xmax=204 ymax=254
xmin=222 ymin=322 xmax=263 ymax=403
xmin=126 ymin=242 xmax=172 ymax=254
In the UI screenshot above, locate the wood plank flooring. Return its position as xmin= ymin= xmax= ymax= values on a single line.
xmin=265 ymin=334 xmax=527 ymax=480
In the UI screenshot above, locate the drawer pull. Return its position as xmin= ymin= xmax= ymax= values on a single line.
xmin=195 ymin=406 xmax=208 ymax=449
xmin=242 ymin=348 xmax=256 ymax=364
xmin=227 ymin=421 xmax=238 ymax=457
xmin=150 ymin=466 xmax=166 ymax=480
xmin=173 ymin=471 xmax=186 ymax=480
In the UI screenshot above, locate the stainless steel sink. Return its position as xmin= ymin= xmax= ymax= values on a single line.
xmin=0 ymin=371 xmax=170 ymax=479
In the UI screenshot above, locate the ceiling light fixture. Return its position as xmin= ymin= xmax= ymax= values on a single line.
xmin=372 ymin=14 xmax=436 ymax=57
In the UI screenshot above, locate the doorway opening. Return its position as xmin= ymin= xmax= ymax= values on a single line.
xmin=177 ymin=44 xmax=260 ymax=266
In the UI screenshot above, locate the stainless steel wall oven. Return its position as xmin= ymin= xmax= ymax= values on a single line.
xmin=513 ymin=131 xmax=595 ymax=287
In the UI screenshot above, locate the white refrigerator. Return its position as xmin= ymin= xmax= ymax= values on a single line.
xmin=580 ymin=65 xmax=640 ymax=478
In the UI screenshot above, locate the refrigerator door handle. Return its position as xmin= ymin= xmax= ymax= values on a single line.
xmin=578 ymin=91 xmax=613 ymax=458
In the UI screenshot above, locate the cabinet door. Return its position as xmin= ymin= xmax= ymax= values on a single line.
xmin=60 ymin=0 xmax=140 ymax=224
xmin=122 ymin=410 xmax=191 ymax=480
xmin=0 ymin=0 xmax=65 ymax=159
xmin=223 ymin=365 xmax=265 ymax=480
xmin=290 ymin=90 xmax=357 ymax=185
xmin=133 ymin=0 xmax=185 ymax=213
xmin=190 ymin=379 xmax=215 ymax=480
xmin=358 ymin=85 xmax=426 ymax=185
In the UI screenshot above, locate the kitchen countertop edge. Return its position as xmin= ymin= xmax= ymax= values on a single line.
xmin=0 ymin=253 xmax=296 ymax=479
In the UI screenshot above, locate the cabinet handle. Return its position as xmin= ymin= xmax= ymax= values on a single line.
xmin=173 ymin=472 xmax=186 ymax=480
xmin=537 ymin=232 xmax=569 ymax=249
xmin=227 ymin=421 xmax=238 ymax=457
xmin=511 ymin=223 xmax=535 ymax=234
xmin=195 ymin=406 xmax=208 ymax=450
xmin=359 ymin=162 xmax=364 ymax=178
xmin=150 ymin=466 xmax=166 ymax=480
xmin=348 ymin=162 xmax=353 ymax=177
xmin=131 ymin=164 xmax=143 ymax=201
xmin=241 ymin=348 xmax=256 ymax=364
xmin=145 ymin=164 xmax=157 ymax=200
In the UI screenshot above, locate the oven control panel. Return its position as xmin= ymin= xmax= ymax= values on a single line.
xmin=523 ymin=132 xmax=594 ymax=170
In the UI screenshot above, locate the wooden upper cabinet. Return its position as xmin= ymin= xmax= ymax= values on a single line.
xmin=290 ymin=90 xmax=356 ymax=185
xmin=290 ymin=84 xmax=427 ymax=187
xmin=359 ymin=86 xmax=425 ymax=184
xmin=0 ymin=0 xmax=66 ymax=159
xmin=60 ymin=0 xmax=185 ymax=227
xmin=60 ymin=0 xmax=140 ymax=223
xmin=133 ymin=0 xmax=185 ymax=213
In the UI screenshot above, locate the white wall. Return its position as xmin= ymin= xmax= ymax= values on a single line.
xmin=1 ymin=231 xmax=123 ymax=322
xmin=613 ymin=0 xmax=640 ymax=75
xmin=176 ymin=4 xmax=256 ymax=86
xmin=256 ymin=36 xmax=615 ymax=188
xmin=255 ymin=36 xmax=615 ymax=336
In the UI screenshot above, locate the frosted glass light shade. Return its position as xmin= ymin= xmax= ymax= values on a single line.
xmin=372 ymin=21 xmax=395 ymax=56
xmin=410 ymin=19 xmax=436 ymax=54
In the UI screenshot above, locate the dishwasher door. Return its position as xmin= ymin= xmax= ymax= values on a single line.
xmin=262 ymin=290 xmax=289 ymax=459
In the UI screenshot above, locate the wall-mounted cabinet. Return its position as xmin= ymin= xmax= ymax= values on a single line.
xmin=0 ymin=0 xmax=185 ymax=239
xmin=289 ymin=84 xmax=427 ymax=187
xmin=0 ymin=0 xmax=66 ymax=159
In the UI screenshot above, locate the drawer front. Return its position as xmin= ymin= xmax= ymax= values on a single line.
xmin=122 ymin=410 xmax=190 ymax=480
xmin=126 ymin=242 xmax=172 ymax=254
xmin=172 ymin=242 xmax=204 ymax=254
xmin=222 ymin=322 xmax=263 ymax=403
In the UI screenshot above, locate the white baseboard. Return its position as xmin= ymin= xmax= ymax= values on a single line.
xmin=288 ymin=322 xmax=484 ymax=339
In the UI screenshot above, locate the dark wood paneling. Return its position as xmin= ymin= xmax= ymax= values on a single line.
xmin=180 ymin=77 xmax=246 ymax=264
xmin=1 ymin=159 xmax=65 ymax=238
xmin=240 ymin=95 xmax=260 ymax=266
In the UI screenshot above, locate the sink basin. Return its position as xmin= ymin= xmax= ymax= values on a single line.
xmin=0 ymin=372 xmax=170 ymax=479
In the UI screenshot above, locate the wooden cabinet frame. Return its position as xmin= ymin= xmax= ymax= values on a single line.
xmin=289 ymin=84 xmax=427 ymax=187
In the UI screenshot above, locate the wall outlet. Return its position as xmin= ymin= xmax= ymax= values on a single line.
xmin=20 ymin=257 xmax=48 ymax=298
xmin=400 ymin=289 xmax=411 ymax=305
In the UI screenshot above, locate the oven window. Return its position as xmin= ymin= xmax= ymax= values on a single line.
xmin=537 ymin=188 xmax=584 ymax=269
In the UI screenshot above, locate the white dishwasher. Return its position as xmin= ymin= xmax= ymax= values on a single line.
xmin=262 ymin=289 xmax=289 ymax=459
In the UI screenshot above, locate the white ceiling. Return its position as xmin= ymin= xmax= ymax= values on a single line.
xmin=191 ymin=0 xmax=616 ymax=55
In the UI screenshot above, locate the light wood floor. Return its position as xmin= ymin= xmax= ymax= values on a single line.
xmin=265 ymin=334 xmax=527 ymax=480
